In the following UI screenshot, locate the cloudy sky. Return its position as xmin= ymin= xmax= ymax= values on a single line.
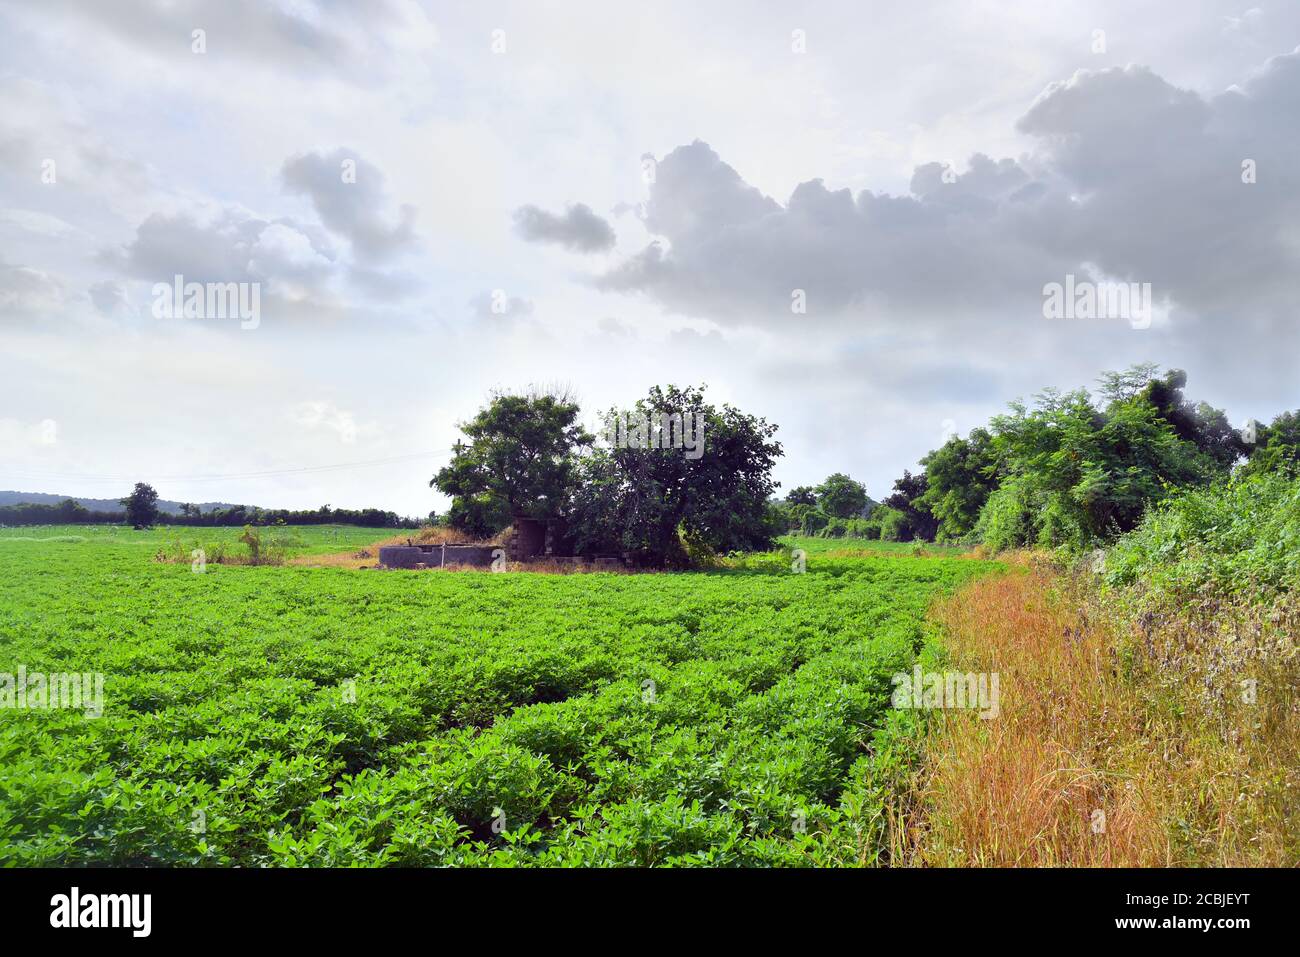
xmin=1 ymin=0 xmax=1298 ymax=515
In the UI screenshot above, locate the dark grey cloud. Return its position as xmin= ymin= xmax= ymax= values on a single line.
xmin=1013 ymin=58 xmax=1300 ymax=323
xmin=281 ymin=149 xmax=416 ymax=263
xmin=513 ymin=203 xmax=616 ymax=253
xmin=594 ymin=139 xmax=1059 ymax=323
xmin=588 ymin=51 xmax=1300 ymax=338
xmin=103 ymin=210 xmax=334 ymax=287
xmin=97 ymin=208 xmax=355 ymax=327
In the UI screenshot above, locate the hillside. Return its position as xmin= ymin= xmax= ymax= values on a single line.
xmin=0 ymin=490 xmax=241 ymax=515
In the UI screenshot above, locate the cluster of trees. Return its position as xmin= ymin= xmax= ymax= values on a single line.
xmin=855 ymin=365 xmax=1298 ymax=550
xmin=432 ymin=385 xmax=783 ymax=567
xmin=769 ymin=471 xmax=940 ymax=542
xmin=772 ymin=474 xmax=875 ymax=537
xmin=0 ymin=485 xmax=419 ymax=529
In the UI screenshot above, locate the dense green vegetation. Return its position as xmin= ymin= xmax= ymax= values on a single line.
xmin=0 ymin=527 xmax=996 ymax=866
xmin=779 ymin=366 xmax=1300 ymax=553
xmin=1104 ymin=471 xmax=1300 ymax=601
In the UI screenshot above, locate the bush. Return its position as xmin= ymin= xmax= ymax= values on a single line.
xmin=799 ymin=509 xmax=829 ymax=536
xmin=972 ymin=480 xmax=1039 ymax=553
xmin=817 ymin=517 xmax=876 ymax=539
xmin=875 ymin=506 xmax=910 ymax=542
xmin=1104 ymin=472 xmax=1300 ymax=599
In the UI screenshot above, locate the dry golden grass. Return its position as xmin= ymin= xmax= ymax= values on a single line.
xmin=899 ymin=564 xmax=1300 ymax=867
xmin=291 ymin=546 xmax=634 ymax=575
xmin=287 ymin=548 xmax=383 ymax=570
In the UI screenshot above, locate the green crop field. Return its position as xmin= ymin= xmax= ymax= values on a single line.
xmin=0 ymin=527 xmax=998 ymax=866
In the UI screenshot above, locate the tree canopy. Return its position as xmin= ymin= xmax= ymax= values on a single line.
xmin=816 ymin=473 xmax=869 ymax=518
xmin=570 ymin=385 xmax=782 ymax=567
xmin=120 ymin=483 xmax=160 ymax=528
xmin=432 ymin=390 xmax=592 ymax=536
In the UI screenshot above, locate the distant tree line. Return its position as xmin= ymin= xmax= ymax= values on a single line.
xmin=769 ymin=470 xmax=936 ymax=542
xmin=0 ymin=488 xmax=420 ymax=529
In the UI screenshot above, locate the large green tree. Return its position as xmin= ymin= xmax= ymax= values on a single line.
xmin=1239 ymin=410 xmax=1300 ymax=477
xmin=785 ymin=486 xmax=818 ymax=507
xmin=916 ymin=428 xmax=996 ymax=541
xmin=881 ymin=470 xmax=938 ymax=541
xmin=569 ymin=385 xmax=782 ymax=567
xmin=1136 ymin=368 xmax=1246 ymax=471
xmin=815 ymin=473 xmax=868 ymax=518
xmin=975 ymin=379 xmax=1221 ymax=550
xmin=120 ymin=483 xmax=160 ymax=528
xmin=432 ymin=390 xmax=592 ymax=536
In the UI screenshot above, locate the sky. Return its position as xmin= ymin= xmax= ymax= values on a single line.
xmin=1 ymin=0 xmax=1298 ymax=516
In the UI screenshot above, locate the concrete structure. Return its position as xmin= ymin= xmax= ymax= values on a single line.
xmin=507 ymin=516 xmax=577 ymax=561
xmin=378 ymin=543 xmax=498 ymax=569
xmin=509 ymin=518 xmax=546 ymax=561
xmin=377 ymin=517 xmax=628 ymax=571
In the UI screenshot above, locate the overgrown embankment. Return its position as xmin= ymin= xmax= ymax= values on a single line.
xmin=903 ymin=476 xmax=1300 ymax=866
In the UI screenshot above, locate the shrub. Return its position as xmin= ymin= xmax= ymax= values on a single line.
xmin=1104 ymin=472 xmax=1300 ymax=599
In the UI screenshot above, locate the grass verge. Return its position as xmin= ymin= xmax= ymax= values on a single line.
xmin=899 ymin=558 xmax=1299 ymax=866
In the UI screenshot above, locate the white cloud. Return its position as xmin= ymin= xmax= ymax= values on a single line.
xmin=291 ymin=401 xmax=361 ymax=444
xmin=0 ymin=260 xmax=64 ymax=319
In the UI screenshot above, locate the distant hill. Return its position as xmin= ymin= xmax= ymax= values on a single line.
xmin=0 ymin=491 xmax=242 ymax=515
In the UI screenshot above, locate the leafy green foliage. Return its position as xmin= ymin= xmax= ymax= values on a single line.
xmin=1239 ymin=410 xmax=1300 ymax=478
xmin=1104 ymin=472 xmax=1300 ymax=599
xmin=570 ymin=385 xmax=783 ymax=567
xmin=976 ymin=384 xmax=1224 ymax=549
xmin=916 ymin=429 xmax=995 ymax=542
xmin=120 ymin=483 xmax=160 ymax=529
xmin=433 ymin=390 xmax=592 ymax=533
xmin=816 ymin=473 xmax=869 ymax=519
xmin=869 ymin=367 xmax=1253 ymax=551
xmin=785 ymin=486 xmax=818 ymax=508
xmin=881 ymin=471 xmax=936 ymax=542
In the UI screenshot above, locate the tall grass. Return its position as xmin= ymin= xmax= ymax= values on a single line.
xmin=154 ymin=525 xmax=303 ymax=567
xmin=904 ymin=558 xmax=1299 ymax=866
